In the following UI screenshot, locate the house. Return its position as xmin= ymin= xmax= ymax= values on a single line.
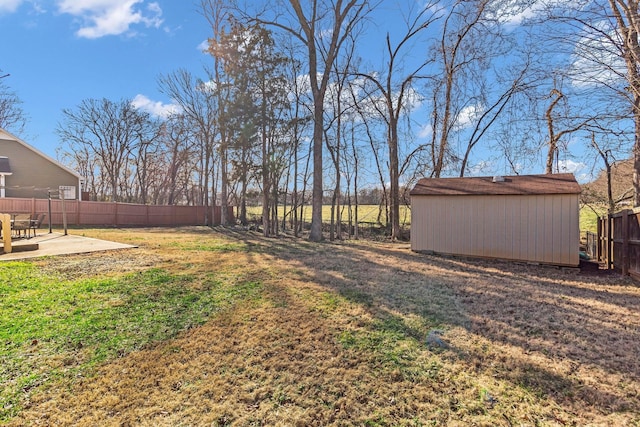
xmin=0 ymin=128 xmax=82 ymax=200
xmin=410 ymin=173 xmax=581 ymax=267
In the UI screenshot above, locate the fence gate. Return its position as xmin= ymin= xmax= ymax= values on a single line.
xmin=598 ymin=208 xmax=640 ymax=280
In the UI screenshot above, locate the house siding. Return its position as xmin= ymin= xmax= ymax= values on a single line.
xmin=411 ymin=193 xmax=579 ymax=266
xmin=0 ymin=134 xmax=80 ymax=199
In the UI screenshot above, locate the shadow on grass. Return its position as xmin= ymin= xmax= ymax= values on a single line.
xmin=215 ymin=227 xmax=640 ymax=417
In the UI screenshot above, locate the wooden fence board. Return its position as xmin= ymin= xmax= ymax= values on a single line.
xmin=600 ymin=208 xmax=640 ymax=280
xmin=0 ymin=197 xmax=231 ymax=227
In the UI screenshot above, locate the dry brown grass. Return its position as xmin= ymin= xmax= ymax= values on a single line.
xmin=5 ymin=227 xmax=640 ymax=426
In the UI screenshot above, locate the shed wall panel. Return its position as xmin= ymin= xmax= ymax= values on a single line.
xmin=411 ymin=194 xmax=579 ymax=266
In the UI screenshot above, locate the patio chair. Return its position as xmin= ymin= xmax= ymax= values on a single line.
xmin=12 ymin=214 xmax=31 ymax=238
xmin=29 ymin=213 xmax=45 ymax=237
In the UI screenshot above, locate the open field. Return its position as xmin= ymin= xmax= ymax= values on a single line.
xmin=1 ymin=227 xmax=639 ymax=426
xmin=579 ymin=206 xmax=606 ymax=235
xmin=245 ymin=205 xmax=411 ymax=226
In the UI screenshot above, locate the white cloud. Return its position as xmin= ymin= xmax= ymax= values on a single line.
xmin=496 ymin=2 xmax=544 ymax=28
xmin=197 ymin=39 xmax=209 ymax=53
xmin=455 ymin=103 xmax=483 ymax=129
xmin=0 ymin=0 xmax=23 ymax=13
xmin=417 ymin=123 xmax=432 ymax=139
xmin=557 ymin=159 xmax=586 ymax=174
xmin=57 ymin=0 xmax=163 ymax=39
xmin=494 ymin=0 xmax=574 ymax=28
xmin=131 ymin=94 xmax=180 ymax=118
xmin=570 ymin=24 xmax=626 ymax=89
xmin=31 ymin=1 xmax=45 ymax=14
xmin=198 ymin=80 xmax=217 ymax=94
xmin=467 ymin=160 xmax=494 ymax=176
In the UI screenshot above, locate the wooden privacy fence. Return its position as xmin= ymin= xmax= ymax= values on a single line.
xmin=0 ymin=197 xmax=232 ymax=227
xmin=596 ymin=208 xmax=640 ymax=280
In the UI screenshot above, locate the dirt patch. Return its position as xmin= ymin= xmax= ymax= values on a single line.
xmin=34 ymin=250 xmax=163 ymax=280
xmin=6 ymin=227 xmax=640 ymax=426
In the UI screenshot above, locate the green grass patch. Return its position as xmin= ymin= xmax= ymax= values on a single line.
xmin=337 ymin=313 xmax=431 ymax=379
xmin=0 ymin=263 xmax=261 ymax=421
xmin=579 ymin=205 xmax=606 ymax=235
xmin=169 ymin=239 xmax=249 ymax=252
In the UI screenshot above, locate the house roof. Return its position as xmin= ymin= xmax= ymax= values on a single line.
xmin=0 ymin=127 xmax=81 ymax=179
xmin=410 ymin=173 xmax=581 ymax=196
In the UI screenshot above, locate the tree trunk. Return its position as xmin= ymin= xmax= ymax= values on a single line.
xmin=607 ymin=0 xmax=640 ymax=205
xmin=634 ymin=100 xmax=640 ymax=207
xmin=545 ymin=89 xmax=563 ymax=174
xmin=220 ymin=139 xmax=229 ymax=226
xmin=309 ymin=97 xmax=324 ymax=241
xmin=389 ymin=117 xmax=400 ymax=240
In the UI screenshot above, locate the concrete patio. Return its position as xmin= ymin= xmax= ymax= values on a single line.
xmin=0 ymin=232 xmax=136 ymax=261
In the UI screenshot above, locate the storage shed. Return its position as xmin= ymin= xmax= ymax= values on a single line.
xmin=410 ymin=173 xmax=581 ymax=266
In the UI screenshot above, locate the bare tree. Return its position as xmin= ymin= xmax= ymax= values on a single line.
xmin=201 ymin=0 xmax=234 ymax=225
xmin=158 ymin=69 xmax=218 ymax=224
xmin=57 ymin=143 xmax=100 ymax=200
xmin=430 ymin=0 xmax=493 ymax=178
xmin=540 ymin=1 xmax=640 ymax=203
xmin=355 ymin=4 xmax=437 ymax=240
xmin=0 ymin=71 xmax=27 ymax=134
xmin=459 ymin=59 xmax=533 ymax=176
xmin=247 ymin=0 xmax=374 ymax=241
xmin=281 ymin=43 xmax=313 ymax=237
xmin=57 ymin=98 xmax=156 ymax=202
xmin=606 ymin=0 xmax=640 ymax=205
xmin=349 ymin=80 xmax=389 ymax=228
xmin=158 ymin=115 xmax=198 ymax=205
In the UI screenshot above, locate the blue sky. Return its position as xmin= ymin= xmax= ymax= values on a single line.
xmin=1 ymin=0 xmax=210 ymax=158
xmin=0 ymin=0 xmax=611 ymax=183
xmin=0 ymin=0 xmax=434 ymax=177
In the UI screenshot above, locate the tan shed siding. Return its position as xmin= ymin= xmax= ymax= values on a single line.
xmin=411 ymin=193 xmax=579 ymax=266
xmin=538 ymin=195 xmax=548 ymax=262
xmin=560 ymin=195 xmax=579 ymax=265
xmin=551 ymin=195 xmax=564 ymax=263
xmin=411 ymin=197 xmax=433 ymax=252
xmin=463 ymin=196 xmax=475 ymax=255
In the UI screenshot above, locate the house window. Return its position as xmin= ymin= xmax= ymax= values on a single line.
xmin=59 ymin=185 xmax=76 ymax=200
xmin=0 ymin=156 xmax=12 ymax=198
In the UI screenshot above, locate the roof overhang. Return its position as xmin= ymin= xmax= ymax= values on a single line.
xmin=410 ymin=173 xmax=581 ymax=196
xmin=0 ymin=128 xmax=81 ymax=179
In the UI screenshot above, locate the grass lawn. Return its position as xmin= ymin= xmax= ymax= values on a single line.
xmin=1 ymin=227 xmax=639 ymax=426
xmin=579 ymin=205 xmax=607 ymax=235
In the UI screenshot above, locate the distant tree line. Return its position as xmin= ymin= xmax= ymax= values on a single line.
xmin=2 ymin=0 xmax=637 ymax=239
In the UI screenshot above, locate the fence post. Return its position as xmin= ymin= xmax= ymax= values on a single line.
xmin=596 ymin=218 xmax=602 ymax=262
xmin=622 ymin=210 xmax=629 ymax=276
xmin=607 ymin=214 xmax=613 ymax=270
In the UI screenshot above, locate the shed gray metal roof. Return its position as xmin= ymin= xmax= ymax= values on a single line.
xmin=410 ymin=173 xmax=581 ymax=196
xmin=0 ymin=156 xmax=11 ymax=174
